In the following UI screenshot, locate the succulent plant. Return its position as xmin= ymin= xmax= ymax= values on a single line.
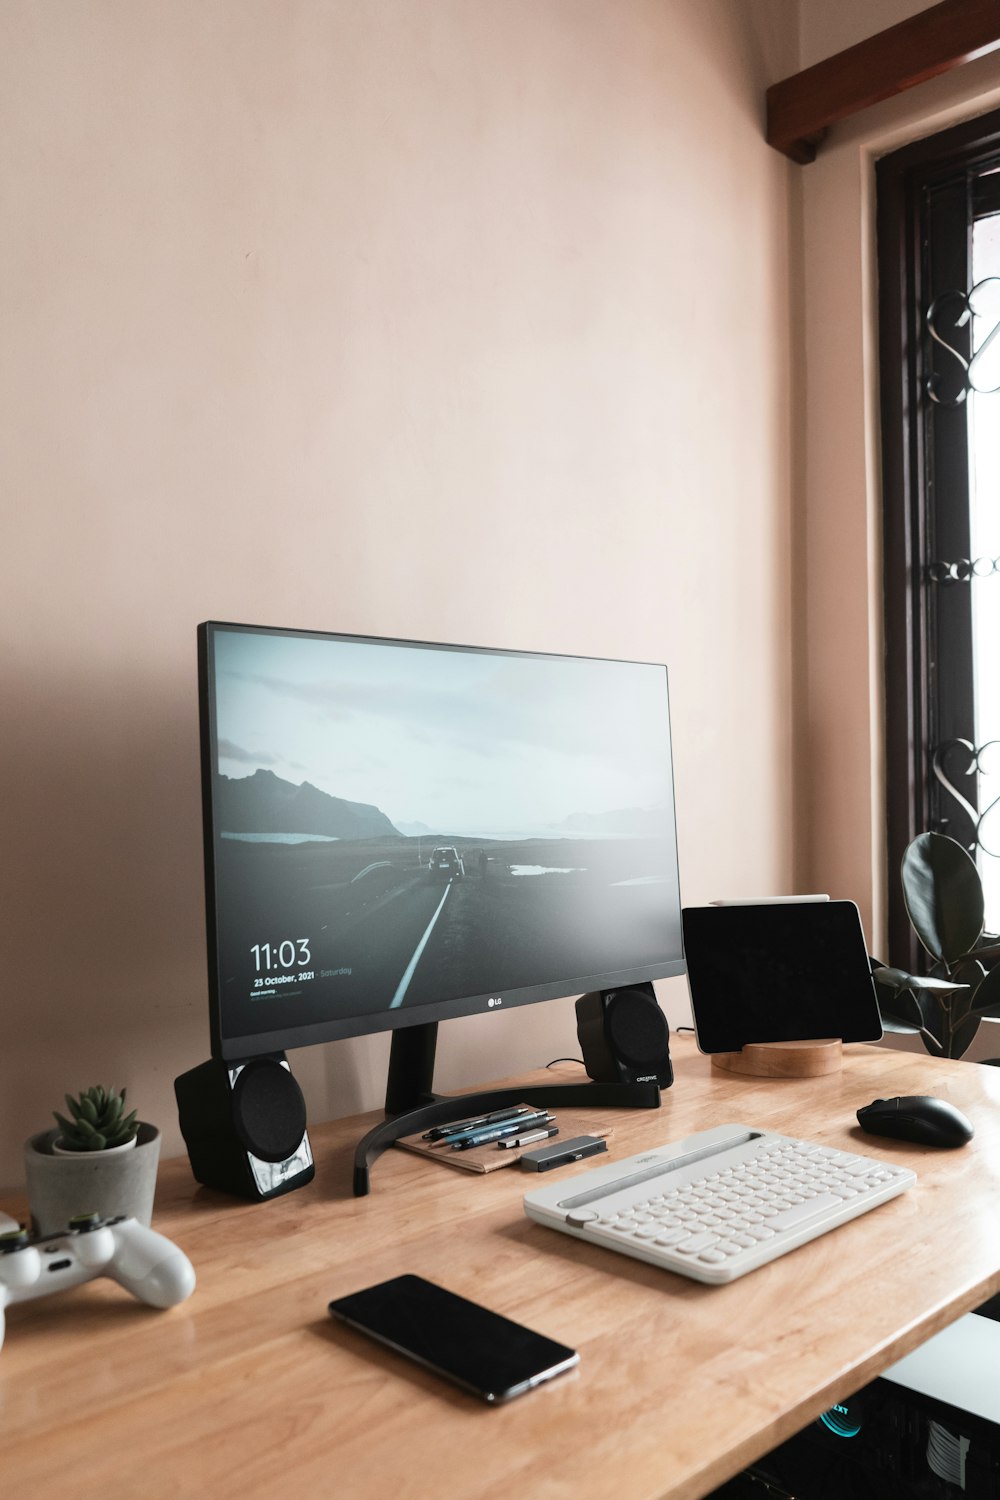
xmin=53 ymin=1086 xmax=139 ymax=1152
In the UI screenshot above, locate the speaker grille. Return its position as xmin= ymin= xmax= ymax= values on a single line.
xmin=605 ymin=989 xmax=670 ymax=1068
xmin=231 ymin=1059 xmax=307 ymax=1163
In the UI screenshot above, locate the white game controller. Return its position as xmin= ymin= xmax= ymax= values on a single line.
xmin=0 ymin=1210 xmax=196 ymax=1350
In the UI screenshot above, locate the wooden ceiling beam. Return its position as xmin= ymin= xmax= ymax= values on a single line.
xmin=767 ymin=0 xmax=1000 ymax=164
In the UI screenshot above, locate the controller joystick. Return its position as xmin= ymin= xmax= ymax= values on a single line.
xmin=0 ymin=1211 xmax=195 ymax=1350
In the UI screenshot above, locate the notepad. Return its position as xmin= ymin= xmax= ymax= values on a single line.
xmin=394 ymin=1115 xmax=612 ymax=1175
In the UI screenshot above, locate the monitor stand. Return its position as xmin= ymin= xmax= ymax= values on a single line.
xmin=710 ymin=1038 xmax=843 ymax=1078
xmin=352 ymin=1021 xmax=660 ymax=1195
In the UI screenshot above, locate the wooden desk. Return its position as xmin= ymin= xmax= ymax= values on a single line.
xmin=2 ymin=1037 xmax=999 ymax=1500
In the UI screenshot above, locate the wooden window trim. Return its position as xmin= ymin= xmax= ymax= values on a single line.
xmin=767 ymin=0 xmax=1000 ymax=164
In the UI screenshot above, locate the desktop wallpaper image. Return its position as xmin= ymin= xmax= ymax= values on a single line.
xmin=207 ymin=627 xmax=681 ymax=1041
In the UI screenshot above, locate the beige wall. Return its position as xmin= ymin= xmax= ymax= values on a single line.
xmin=11 ymin=2 xmax=999 ymax=1195
xmin=0 ymin=1 xmax=803 ymax=1190
xmin=10 ymin=2 xmax=999 ymax=1195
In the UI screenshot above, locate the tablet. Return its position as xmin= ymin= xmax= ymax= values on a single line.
xmin=682 ymin=900 xmax=883 ymax=1054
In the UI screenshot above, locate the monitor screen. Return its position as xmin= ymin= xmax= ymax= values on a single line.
xmin=199 ymin=622 xmax=685 ymax=1062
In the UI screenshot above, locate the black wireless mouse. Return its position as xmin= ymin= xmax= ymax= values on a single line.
xmin=856 ymin=1094 xmax=974 ymax=1148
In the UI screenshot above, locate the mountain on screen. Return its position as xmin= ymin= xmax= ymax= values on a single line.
xmin=559 ymin=806 xmax=671 ymax=837
xmin=216 ymin=769 xmax=399 ymax=839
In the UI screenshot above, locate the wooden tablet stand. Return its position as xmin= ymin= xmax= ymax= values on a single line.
xmin=710 ymin=1038 xmax=843 ymax=1078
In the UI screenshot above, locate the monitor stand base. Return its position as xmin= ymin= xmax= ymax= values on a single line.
xmin=352 ymin=1021 xmax=661 ymax=1195
xmin=710 ymin=1038 xmax=843 ymax=1079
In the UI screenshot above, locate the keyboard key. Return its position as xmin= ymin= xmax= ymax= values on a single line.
xmin=676 ymin=1231 xmax=721 ymax=1254
xmin=767 ymin=1193 xmax=845 ymax=1231
xmin=654 ymin=1229 xmax=688 ymax=1246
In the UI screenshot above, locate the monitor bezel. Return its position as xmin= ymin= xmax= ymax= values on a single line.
xmin=198 ymin=620 xmax=686 ymax=1063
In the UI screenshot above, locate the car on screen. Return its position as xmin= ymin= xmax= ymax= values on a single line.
xmin=427 ymin=846 xmax=465 ymax=881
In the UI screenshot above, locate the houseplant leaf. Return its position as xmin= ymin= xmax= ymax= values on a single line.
xmin=950 ymin=1011 xmax=982 ymax=1058
xmin=918 ymin=996 xmax=948 ymax=1056
xmin=871 ymin=966 xmax=968 ymax=1055
xmin=971 ymin=959 xmax=1000 ymax=1017
xmin=901 ymin=832 xmax=984 ymax=965
xmin=870 ymin=966 xmax=967 ymax=1000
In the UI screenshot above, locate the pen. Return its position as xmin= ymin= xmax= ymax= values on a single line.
xmin=424 ymin=1107 xmax=534 ymax=1142
xmin=497 ymin=1126 xmax=559 ymax=1150
xmin=434 ymin=1109 xmax=554 ymax=1148
xmin=450 ymin=1113 xmax=555 ymax=1150
xmin=422 ymin=1105 xmax=535 ymax=1141
xmin=445 ymin=1110 xmax=554 ymax=1147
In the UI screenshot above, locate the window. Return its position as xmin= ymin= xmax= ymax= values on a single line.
xmin=877 ymin=107 xmax=1000 ymax=966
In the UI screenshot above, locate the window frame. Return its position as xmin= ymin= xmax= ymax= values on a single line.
xmin=877 ymin=105 xmax=1000 ymax=968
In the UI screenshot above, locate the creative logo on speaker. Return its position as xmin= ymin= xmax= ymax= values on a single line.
xmin=487 ymin=996 xmax=503 ymax=1008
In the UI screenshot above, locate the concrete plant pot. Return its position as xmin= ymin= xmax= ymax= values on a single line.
xmin=23 ymin=1122 xmax=161 ymax=1235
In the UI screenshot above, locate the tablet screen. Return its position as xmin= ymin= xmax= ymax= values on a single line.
xmin=682 ymin=901 xmax=883 ymax=1054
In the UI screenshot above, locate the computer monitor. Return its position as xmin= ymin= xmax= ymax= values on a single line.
xmin=198 ymin=621 xmax=685 ymax=1166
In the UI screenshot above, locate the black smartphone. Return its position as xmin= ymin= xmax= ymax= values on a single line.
xmin=328 ymin=1273 xmax=579 ymax=1404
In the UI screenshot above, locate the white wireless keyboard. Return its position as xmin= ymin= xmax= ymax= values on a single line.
xmin=523 ymin=1123 xmax=916 ymax=1284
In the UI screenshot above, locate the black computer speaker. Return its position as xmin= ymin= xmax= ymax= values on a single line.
xmin=575 ymin=982 xmax=673 ymax=1088
xmin=174 ymin=1054 xmax=315 ymax=1201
